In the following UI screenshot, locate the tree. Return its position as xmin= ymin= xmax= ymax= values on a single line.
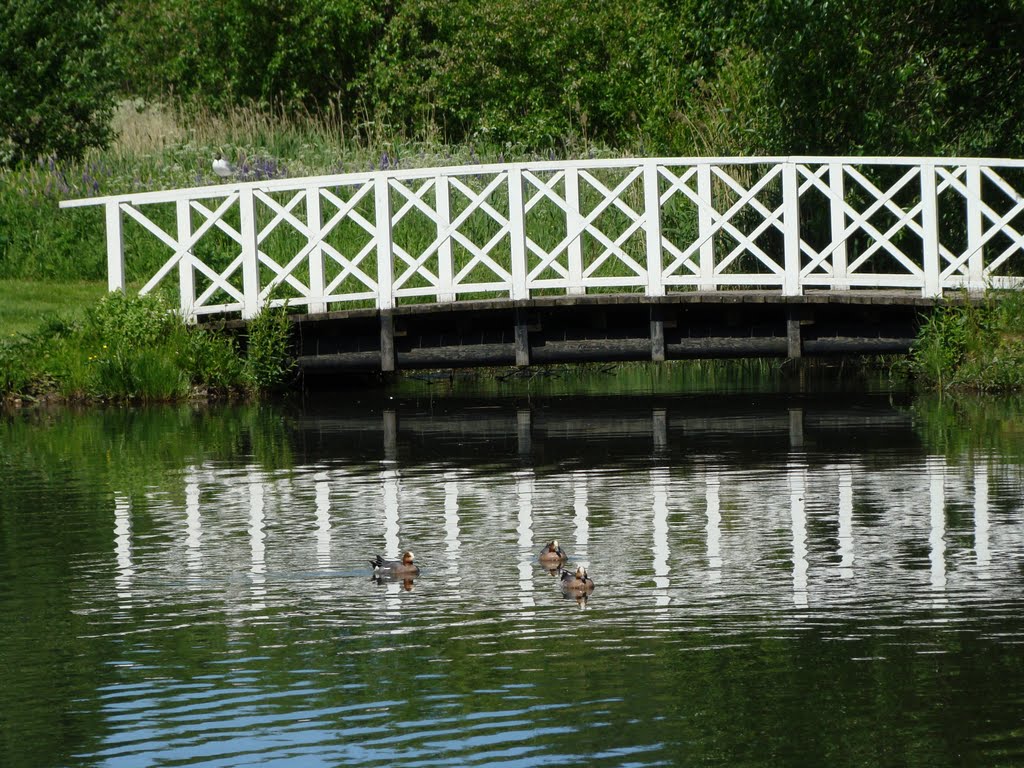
xmin=0 ymin=0 xmax=118 ymax=165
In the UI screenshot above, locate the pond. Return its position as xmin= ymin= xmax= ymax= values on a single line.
xmin=2 ymin=369 xmax=1023 ymax=767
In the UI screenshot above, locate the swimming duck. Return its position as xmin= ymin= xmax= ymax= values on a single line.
xmin=369 ymin=550 xmax=420 ymax=576
xmin=560 ymin=565 xmax=595 ymax=594
xmin=538 ymin=539 xmax=568 ymax=566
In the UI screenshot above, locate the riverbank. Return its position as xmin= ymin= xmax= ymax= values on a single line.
xmin=0 ymin=292 xmax=294 ymax=406
xmin=4 ymin=285 xmax=1024 ymax=405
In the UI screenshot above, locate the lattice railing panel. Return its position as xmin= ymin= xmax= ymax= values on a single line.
xmin=522 ymin=169 xmax=575 ymax=291
xmin=60 ymin=157 xmax=1024 ymax=319
xmin=659 ymin=162 xmax=788 ymax=288
xmin=185 ymin=195 xmax=247 ymax=314
xmin=446 ymin=172 xmax=513 ymax=295
xmin=317 ymin=181 xmax=379 ymax=307
xmin=974 ymin=167 xmax=1024 ymax=286
xmin=574 ymin=166 xmax=648 ymax=288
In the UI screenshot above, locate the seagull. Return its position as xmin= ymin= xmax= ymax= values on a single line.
xmin=212 ymin=152 xmax=234 ymax=179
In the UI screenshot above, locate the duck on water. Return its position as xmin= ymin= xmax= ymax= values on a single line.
xmin=560 ymin=565 xmax=595 ymax=594
xmin=369 ymin=550 xmax=420 ymax=576
xmin=538 ymin=539 xmax=569 ymax=567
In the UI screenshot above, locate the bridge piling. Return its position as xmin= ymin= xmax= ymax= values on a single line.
xmin=650 ymin=306 xmax=666 ymax=363
xmin=514 ymin=310 xmax=530 ymax=367
xmin=380 ymin=312 xmax=396 ymax=372
xmin=786 ymin=307 xmax=804 ymax=359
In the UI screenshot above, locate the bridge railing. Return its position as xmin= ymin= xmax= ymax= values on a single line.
xmin=60 ymin=156 xmax=1024 ymax=319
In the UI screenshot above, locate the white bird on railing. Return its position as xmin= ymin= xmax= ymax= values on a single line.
xmin=212 ymin=153 xmax=234 ymax=179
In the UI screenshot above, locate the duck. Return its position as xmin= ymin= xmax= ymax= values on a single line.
xmin=538 ymin=539 xmax=568 ymax=566
xmin=369 ymin=550 xmax=420 ymax=576
xmin=212 ymin=152 xmax=234 ymax=179
xmin=560 ymin=565 xmax=595 ymax=594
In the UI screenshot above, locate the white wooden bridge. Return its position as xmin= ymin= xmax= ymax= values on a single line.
xmin=61 ymin=156 xmax=1024 ymax=322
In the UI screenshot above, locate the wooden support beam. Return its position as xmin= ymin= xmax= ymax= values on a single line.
xmin=380 ymin=311 xmax=396 ymax=372
xmin=514 ymin=310 xmax=530 ymax=367
xmin=650 ymin=306 xmax=665 ymax=362
xmin=786 ymin=307 xmax=803 ymax=359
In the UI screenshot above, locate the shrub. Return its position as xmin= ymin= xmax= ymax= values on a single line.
xmin=184 ymin=328 xmax=246 ymax=394
xmin=909 ymin=291 xmax=1024 ymax=392
xmin=244 ymin=305 xmax=296 ymax=394
xmin=0 ymin=0 xmax=117 ymax=165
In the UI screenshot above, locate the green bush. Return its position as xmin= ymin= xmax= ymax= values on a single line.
xmin=0 ymin=291 xmax=260 ymax=402
xmin=909 ymin=291 xmax=1024 ymax=392
xmin=185 ymin=329 xmax=246 ymax=394
xmin=0 ymin=0 xmax=117 ymax=165
xmin=243 ymin=305 xmax=296 ymax=393
xmin=113 ymin=0 xmax=385 ymax=113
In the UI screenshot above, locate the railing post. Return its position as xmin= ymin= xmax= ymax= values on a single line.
xmin=920 ymin=162 xmax=942 ymax=297
xmin=966 ymin=163 xmax=984 ymax=294
xmin=374 ymin=175 xmax=395 ymax=310
xmin=508 ymin=167 xmax=529 ymax=300
xmin=643 ymin=161 xmax=665 ymax=297
xmin=104 ymin=201 xmax=125 ymax=293
xmin=307 ymin=186 xmax=326 ymax=314
xmin=697 ymin=164 xmax=716 ymax=291
xmin=435 ymin=174 xmax=455 ymax=302
xmin=565 ymin=166 xmax=585 ymax=295
xmin=829 ymin=162 xmax=849 ymax=290
xmin=782 ymin=161 xmax=801 ymax=296
xmin=176 ymin=199 xmax=195 ymax=321
xmin=238 ymin=187 xmax=261 ymax=319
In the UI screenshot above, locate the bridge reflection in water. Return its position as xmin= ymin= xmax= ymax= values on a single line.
xmin=107 ymin=400 xmax=1020 ymax=623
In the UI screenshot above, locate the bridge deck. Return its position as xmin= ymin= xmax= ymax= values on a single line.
xmin=212 ymin=289 xmax=966 ymax=374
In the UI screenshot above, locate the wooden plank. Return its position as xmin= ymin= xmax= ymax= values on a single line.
xmin=380 ymin=311 xmax=396 ymax=372
xmin=105 ymin=202 xmax=125 ymax=293
xmin=650 ymin=315 xmax=666 ymax=362
xmin=787 ymin=315 xmax=802 ymax=359
xmin=238 ymin=188 xmax=261 ymax=319
xmin=514 ymin=310 xmax=530 ymax=367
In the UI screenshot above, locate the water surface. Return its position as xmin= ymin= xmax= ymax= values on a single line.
xmin=2 ymin=380 xmax=1023 ymax=767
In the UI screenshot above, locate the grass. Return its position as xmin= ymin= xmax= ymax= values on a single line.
xmin=0 ymin=279 xmax=107 ymax=337
xmin=904 ymin=289 xmax=1024 ymax=392
xmin=0 ymin=291 xmax=293 ymax=404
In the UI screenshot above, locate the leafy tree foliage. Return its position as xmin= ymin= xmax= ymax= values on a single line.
xmin=741 ymin=0 xmax=1024 ymax=155
xmin=0 ymin=0 xmax=117 ymax=165
xmin=112 ymin=0 xmax=386 ymax=112
xmin=5 ymin=0 xmax=1024 ymax=163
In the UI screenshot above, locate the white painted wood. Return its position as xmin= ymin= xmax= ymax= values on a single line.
xmin=965 ymin=164 xmax=984 ymax=293
xmin=919 ymin=163 xmax=942 ymax=297
xmin=105 ymin=202 xmax=125 ymax=293
xmin=697 ymin=164 xmax=716 ymax=290
xmin=564 ymin=167 xmax=585 ymax=295
xmin=59 ymin=157 xmax=1024 ymax=318
xmin=435 ymin=174 xmax=455 ymax=302
xmin=238 ymin=188 xmax=261 ymax=319
xmin=374 ymin=177 xmax=394 ymax=310
xmin=176 ymin=199 xmax=195 ymax=321
xmin=782 ymin=162 xmax=801 ymax=295
xmin=508 ymin=167 xmax=529 ymax=300
xmin=829 ymin=163 xmax=849 ymax=290
xmin=643 ymin=161 xmax=665 ymax=296
xmin=306 ymin=188 xmax=326 ymax=314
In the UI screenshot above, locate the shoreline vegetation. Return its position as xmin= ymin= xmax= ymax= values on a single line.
xmin=4 ymin=0 xmax=1024 ymax=404
xmin=2 ymin=284 xmax=1024 ymax=407
xmin=1 ymin=100 xmax=1023 ymax=404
